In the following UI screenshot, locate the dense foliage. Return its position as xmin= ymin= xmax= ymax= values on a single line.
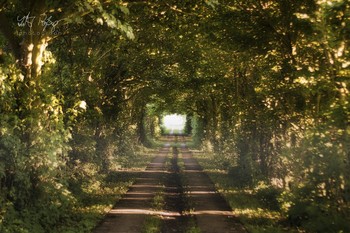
xmin=1 ymin=0 xmax=349 ymax=232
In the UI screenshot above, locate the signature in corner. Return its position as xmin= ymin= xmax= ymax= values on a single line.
xmin=17 ymin=12 xmax=36 ymax=27
xmin=17 ymin=12 xmax=61 ymax=33
xmin=41 ymin=15 xmax=61 ymax=32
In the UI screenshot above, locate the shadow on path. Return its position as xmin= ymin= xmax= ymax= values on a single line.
xmin=93 ymin=146 xmax=170 ymax=233
xmin=180 ymin=143 xmax=247 ymax=233
xmin=93 ymin=136 xmax=246 ymax=233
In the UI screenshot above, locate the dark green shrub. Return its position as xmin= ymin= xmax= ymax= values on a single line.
xmin=254 ymin=184 xmax=282 ymax=211
xmin=287 ymin=199 xmax=350 ymax=233
xmin=228 ymin=165 xmax=253 ymax=188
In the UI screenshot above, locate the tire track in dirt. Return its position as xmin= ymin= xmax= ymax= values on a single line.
xmin=93 ymin=145 xmax=170 ymax=233
xmin=179 ymin=141 xmax=247 ymax=233
xmin=93 ymin=136 xmax=247 ymax=233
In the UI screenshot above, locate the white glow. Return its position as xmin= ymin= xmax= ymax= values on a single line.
xmin=163 ymin=114 xmax=186 ymax=132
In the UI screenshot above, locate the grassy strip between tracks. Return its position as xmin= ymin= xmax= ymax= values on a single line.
xmin=143 ymin=146 xmax=201 ymax=233
xmin=142 ymin=190 xmax=165 ymax=233
xmin=192 ymin=151 xmax=303 ymax=233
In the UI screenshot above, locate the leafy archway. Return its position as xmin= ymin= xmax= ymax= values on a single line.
xmin=1 ymin=0 xmax=349 ymax=232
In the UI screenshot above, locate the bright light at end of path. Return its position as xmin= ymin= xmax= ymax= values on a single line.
xmin=162 ymin=114 xmax=186 ymax=132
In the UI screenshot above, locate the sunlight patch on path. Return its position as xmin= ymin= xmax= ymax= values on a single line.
xmin=109 ymin=209 xmax=182 ymax=216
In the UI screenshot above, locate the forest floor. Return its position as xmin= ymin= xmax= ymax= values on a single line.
xmin=92 ymin=136 xmax=247 ymax=233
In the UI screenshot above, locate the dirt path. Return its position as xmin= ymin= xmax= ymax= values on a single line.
xmin=161 ymin=146 xmax=190 ymax=233
xmin=93 ymin=136 xmax=246 ymax=233
xmin=93 ymin=145 xmax=170 ymax=233
xmin=180 ymin=143 xmax=247 ymax=233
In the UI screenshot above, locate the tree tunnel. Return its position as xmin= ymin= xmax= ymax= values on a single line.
xmin=1 ymin=0 xmax=349 ymax=232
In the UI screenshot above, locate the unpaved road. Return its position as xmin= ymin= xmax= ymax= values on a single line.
xmin=180 ymin=144 xmax=246 ymax=233
xmin=93 ymin=136 xmax=246 ymax=233
xmin=93 ymin=145 xmax=170 ymax=233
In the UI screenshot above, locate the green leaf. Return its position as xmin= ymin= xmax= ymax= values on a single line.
xmin=119 ymin=6 xmax=130 ymax=15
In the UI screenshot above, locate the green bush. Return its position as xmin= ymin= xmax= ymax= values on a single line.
xmin=281 ymin=124 xmax=350 ymax=233
xmin=254 ymin=183 xmax=282 ymax=211
xmin=287 ymin=197 xmax=350 ymax=233
xmin=228 ymin=165 xmax=253 ymax=188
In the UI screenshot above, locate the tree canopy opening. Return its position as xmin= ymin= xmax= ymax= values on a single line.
xmin=162 ymin=114 xmax=186 ymax=134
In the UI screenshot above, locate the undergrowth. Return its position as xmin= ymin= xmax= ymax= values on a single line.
xmin=0 ymin=150 xmax=155 ymax=233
